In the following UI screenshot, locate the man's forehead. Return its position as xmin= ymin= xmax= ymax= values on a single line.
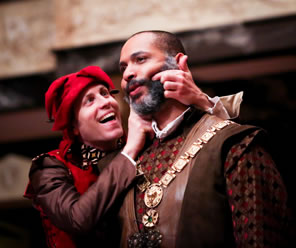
xmin=130 ymin=32 xmax=156 ymax=41
xmin=121 ymin=33 xmax=156 ymax=55
xmin=120 ymin=33 xmax=158 ymax=61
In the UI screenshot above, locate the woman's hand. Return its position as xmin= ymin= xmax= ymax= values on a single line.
xmin=122 ymin=108 xmax=154 ymax=160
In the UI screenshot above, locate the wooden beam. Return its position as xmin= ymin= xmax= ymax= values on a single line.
xmin=191 ymin=55 xmax=296 ymax=81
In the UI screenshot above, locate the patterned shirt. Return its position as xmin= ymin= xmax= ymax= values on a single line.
xmin=135 ymin=135 xmax=185 ymax=231
xmin=225 ymin=130 xmax=288 ymax=247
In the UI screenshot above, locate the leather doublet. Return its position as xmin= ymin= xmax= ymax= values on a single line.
xmin=119 ymin=113 xmax=260 ymax=248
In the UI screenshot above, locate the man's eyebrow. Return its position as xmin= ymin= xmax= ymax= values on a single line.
xmin=119 ymin=51 xmax=147 ymax=67
xmin=131 ymin=51 xmax=146 ymax=58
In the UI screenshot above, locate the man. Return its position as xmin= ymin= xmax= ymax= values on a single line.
xmin=118 ymin=30 xmax=289 ymax=248
xmin=24 ymin=65 xmax=236 ymax=247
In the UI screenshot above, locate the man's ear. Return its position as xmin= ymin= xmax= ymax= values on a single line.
xmin=175 ymin=53 xmax=189 ymax=72
xmin=175 ymin=53 xmax=185 ymax=68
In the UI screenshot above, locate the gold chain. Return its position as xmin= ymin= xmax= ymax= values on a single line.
xmin=137 ymin=119 xmax=233 ymax=227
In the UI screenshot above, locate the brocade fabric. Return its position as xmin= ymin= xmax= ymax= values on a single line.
xmin=225 ymin=130 xmax=289 ymax=247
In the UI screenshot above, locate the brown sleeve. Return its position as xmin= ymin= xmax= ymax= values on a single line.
xmin=30 ymin=153 xmax=136 ymax=234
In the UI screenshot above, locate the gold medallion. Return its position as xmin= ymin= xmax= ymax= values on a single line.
xmin=144 ymin=183 xmax=163 ymax=208
xmin=142 ymin=209 xmax=159 ymax=227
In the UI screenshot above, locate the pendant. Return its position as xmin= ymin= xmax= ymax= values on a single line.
xmin=144 ymin=183 xmax=163 ymax=208
xmin=142 ymin=209 xmax=159 ymax=227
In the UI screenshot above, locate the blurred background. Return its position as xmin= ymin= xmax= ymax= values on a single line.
xmin=0 ymin=0 xmax=295 ymax=247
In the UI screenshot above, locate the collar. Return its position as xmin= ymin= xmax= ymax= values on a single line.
xmin=81 ymin=144 xmax=106 ymax=168
xmin=68 ymin=138 xmax=124 ymax=169
xmin=152 ymin=107 xmax=191 ymax=140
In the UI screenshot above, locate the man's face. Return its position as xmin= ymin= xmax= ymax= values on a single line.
xmin=73 ymin=83 xmax=123 ymax=150
xmin=119 ymin=33 xmax=177 ymax=115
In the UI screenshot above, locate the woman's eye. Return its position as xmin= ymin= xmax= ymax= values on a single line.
xmin=101 ymin=89 xmax=110 ymax=97
xmin=84 ymin=96 xmax=94 ymax=105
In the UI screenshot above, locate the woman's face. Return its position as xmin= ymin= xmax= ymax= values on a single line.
xmin=73 ymin=83 xmax=123 ymax=151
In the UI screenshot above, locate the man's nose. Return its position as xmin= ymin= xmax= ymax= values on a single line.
xmin=123 ymin=65 xmax=136 ymax=82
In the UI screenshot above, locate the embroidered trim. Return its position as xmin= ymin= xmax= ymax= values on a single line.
xmin=81 ymin=144 xmax=106 ymax=168
xmin=80 ymin=138 xmax=123 ymax=169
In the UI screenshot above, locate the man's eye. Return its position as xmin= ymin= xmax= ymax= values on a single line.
xmin=120 ymin=66 xmax=126 ymax=74
xmin=136 ymin=57 xmax=146 ymax=63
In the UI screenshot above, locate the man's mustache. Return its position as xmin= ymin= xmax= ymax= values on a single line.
xmin=125 ymin=57 xmax=178 ymax=95
xmin=125 ymin=79 xmax=146 ymax=95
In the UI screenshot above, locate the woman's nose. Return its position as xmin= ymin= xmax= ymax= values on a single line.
xmin=97 ymin=96 xmax=112 ymax=109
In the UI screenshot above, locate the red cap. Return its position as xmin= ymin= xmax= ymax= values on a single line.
xmin=45 ymin=65 xmax=117 ymax=131
xmin=45 ymin=66 xmax=118 ymax=158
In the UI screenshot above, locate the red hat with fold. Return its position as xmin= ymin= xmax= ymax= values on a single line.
xmin=45 ymin=65 xmax=118 ymax=131
xmin=45 ymin=65 xmax=119 ymax=157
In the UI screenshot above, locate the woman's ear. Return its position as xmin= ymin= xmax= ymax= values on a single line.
xmin=72 ymin=121 xmax=79 ymax=136
xmin=73 ymin=128 xmax=79 ymax=136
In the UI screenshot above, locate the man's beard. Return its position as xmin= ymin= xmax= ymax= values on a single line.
xmin=125 ymin=79 xmax=165 ymax=115
xmin=124 ymin=56 xmax=179 ymax=115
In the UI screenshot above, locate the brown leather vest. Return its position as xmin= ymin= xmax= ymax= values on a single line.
xmin=119 ymin=114 xmax=260 ymax=248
